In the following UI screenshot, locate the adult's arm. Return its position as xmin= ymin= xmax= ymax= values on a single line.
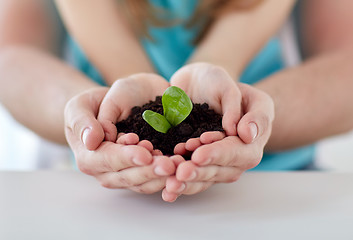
xmin=0 ymin=0 xmax=98 ymax=144
xmin=256 ymin=0 xmax=353 ymax=151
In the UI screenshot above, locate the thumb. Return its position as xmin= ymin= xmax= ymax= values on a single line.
xmin=236 ymin=83 xmax=274 ymax=144
xmin=221 ymin=87 xmax=242 ymax=136
xmin=78 ymin=119 xmax=105 ymax=151
xmin=64 ymin=89 xmax=106 ymax=151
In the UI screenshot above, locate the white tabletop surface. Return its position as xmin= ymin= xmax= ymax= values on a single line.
xmin=1 ymin=171 xmax=353 ymax=240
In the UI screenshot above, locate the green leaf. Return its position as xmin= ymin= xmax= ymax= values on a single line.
xmin=162 ymin=86 xmax=193 ymax=126
xmin=142 ymin=110 xmax=172 ymax=134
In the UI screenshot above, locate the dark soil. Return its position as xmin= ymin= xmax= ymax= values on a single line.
xmin=115 ymin=96 xmax=224 ymax=156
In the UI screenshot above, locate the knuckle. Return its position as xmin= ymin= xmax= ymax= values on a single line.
xmin=257 ymin=111 xmax=271 ymax=127
xmin=64 ymin=98 xmax=78 ymax=128
xmin=131 ymin=186 xmax=155 ymax=194
xmin=226 ymin=174 xmax=240 ymax=183
xmin=100 ymin=179 xmax=116 ymax=189
xmin=205 ymin=65 xmax=229 ymax=79
xmin=246 ymin=150 xmax=263 ymax=170
xmin=141 ymin=171 xmax=153 ymax=182
xmin=111 ymin=78 xmax=128 ymax=88
xmin=116 ymin=174 xmax=132 ymax=187
xmin=71 ymin=120 xmax=81 ymax=138
xmin=77 ymin=160 xmax=94 ymax=176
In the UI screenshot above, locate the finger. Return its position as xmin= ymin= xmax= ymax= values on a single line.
xmin=129 ymin=178 xmax=167 ymax=194
xmin=238 ymin=110 xmax=272 ymax=144
xmin=238 ymin=119 xmax=261 ymax=144
xmin=176 ymin=161 xmax=242 ymax=183
xmin=174 ymin=142 xmax=187 ymax=155
xmin=96 ymin=155 xmax=175 ymax=189
xmin=64 ymin=88 xmax=107 ymax=151
xmin=100 ymin=119 xmax=118 ymax=142
xmin=165 ymin=176 xmax=186 ymax=194
xmin=96 ymin=79 xmax=137 ymax=143
xmin=162 ymin=188 xmax=179 ymax=202
xmin=152 ymin=149 xmax=163 ymax=156
xmin=181 ymin=182 xmax=214 ymax=195
xmin=137 ymin=140 xmax=154 ymax=152
xmin=98 ymin=75 xmax=169 ymax=124
xmin=97 ymin=84 xmax=126 ymax=142
xmin=185 ymin=138 xmax=202 ymax=152
xmin=170 ymin=155 xmax=185 ymax=167
xmin=166 ymin=175 xmax=213 ymax=196
xmin=199 ymin=131 xmax=226 ymax=144
xmin=238 ymin=109 xmax=272 ymax=144
xmin=236 ymin=84 xmax=274 ymax=144
xmin=175 ymin=161 xmax=197 ymax=181
xmin=97 ymin=80 xmax=129 ymax=124
xmin=221 ymin=86 xmax=242 ymax=136
xmin=76 ymin=142 xmax=153 ymax=176
xmin=191 ymin=136 xmax=262 ymax=170
xmin=167 ymin=180 xmax=213 ymax=196
xmin=116 ymin=133 xmax=139 ymax=145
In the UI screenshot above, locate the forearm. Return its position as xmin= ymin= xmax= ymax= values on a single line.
xmin=0 ymin=46 xmax=98 ymax=144
xmin=188 ymin=0 xmax=295 ymax=78
xmin=55 ymin=0 xmax=155 ymax=85
xmin=256 ymin=48 xmax=353 ymax=151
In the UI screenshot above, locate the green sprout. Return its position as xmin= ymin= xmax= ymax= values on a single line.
xmin=142 ymin=86 xmax=193 ymax=133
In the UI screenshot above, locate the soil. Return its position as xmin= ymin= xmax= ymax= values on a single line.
xmin=115 ymin=96 xmax=224 ymax=156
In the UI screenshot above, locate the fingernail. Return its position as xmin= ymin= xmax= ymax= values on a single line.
xmin=177 ymin=183 xmax=186 ymax=193
xmin=133 ymin=157 xmax=145 ymax=166
xmin=105 ymin=131 xmax=111 ymax=141
xmin=187 ymin=171 xmax=196 ymax=181
xmin=249 ymin=122 xmax=258 ymax=142
xmin=82 ymin=128 xmax=91 ymax=146
xmin=154 ymin=166 xmax=168 ymax=176
xmin=202 ymin=157 xmax=212 ymax=165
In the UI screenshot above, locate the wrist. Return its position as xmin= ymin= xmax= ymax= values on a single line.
xmin=187 ymin=55 xmax=240 ymax=80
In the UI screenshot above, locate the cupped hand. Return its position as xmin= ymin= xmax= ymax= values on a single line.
xmin=98 ymin=73 xmax=170 ymax=142
xmin=163 ymin=65 xmax=274 ymax=202
xmin=64 ymin=74 xmax=176 ymax=194
xmin=170 ymin=62 xmax=242 ymax=136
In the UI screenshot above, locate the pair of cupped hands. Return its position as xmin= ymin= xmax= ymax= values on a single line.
xmin=64 ymin=63 xmax=274 ymax=202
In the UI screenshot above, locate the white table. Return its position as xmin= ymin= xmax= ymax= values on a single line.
xmin=1 ymin=171 xmax=353 ymax=240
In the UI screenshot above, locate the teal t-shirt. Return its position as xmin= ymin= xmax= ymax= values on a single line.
xmin=66 ymin=0 xmax=315 ymax=171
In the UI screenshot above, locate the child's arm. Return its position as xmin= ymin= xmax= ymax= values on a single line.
xmin=188 ymin=0 xmax=295 ymax=78
xmin=55 ymin=0 xmax=154 ymax=85
xmin=170 ymin=0 xmax=294 ymax=153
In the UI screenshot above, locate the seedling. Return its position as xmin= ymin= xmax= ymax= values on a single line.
xmin=142 ymin=86 xmax=193 ymax=133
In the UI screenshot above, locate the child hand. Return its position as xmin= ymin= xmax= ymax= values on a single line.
xmin=170 ymin=63 xmax=242 ymax=137
xmin=97 ymin=73 xmax=170 ymax=142
xmin=162 ymin=64 xmax=274 ymax=202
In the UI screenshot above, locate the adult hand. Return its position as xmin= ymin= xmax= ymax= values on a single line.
xmin=162 ymin=63 xmax=274 ymax=202
xmin=64 ymin=74 xmax=176 ymax=194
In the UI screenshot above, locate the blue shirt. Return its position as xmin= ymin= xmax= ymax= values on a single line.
xmin=66 ymin=0 xmax=315 ymax=171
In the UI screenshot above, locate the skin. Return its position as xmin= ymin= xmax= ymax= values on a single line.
xmin=56 ymin=0 xmax=292 ymax=201
xmin=95 ymin=63 xmax=274 ymax=201
xmin=256 ymin=0 xmax=353 ymax=151
xmin=164 ymin=0 xmax=353 ymax=201
xmin=64 ymin=74 xmax=178 ymax=193
xmin=164 ymin=67 xmax=274 ymax=201
xmin=54 ymin=0 xmax=155 ymax=84
xmin=0 ymin=0 xmax=96 ymax=144
xmin=2 ymin=0 xmax=353 ymax=202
